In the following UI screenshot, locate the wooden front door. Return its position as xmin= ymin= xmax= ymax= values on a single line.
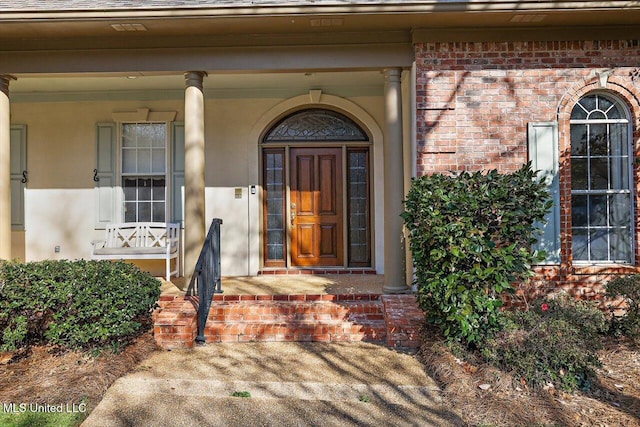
xmin=290 ymin=147 xmax=343 ymax=266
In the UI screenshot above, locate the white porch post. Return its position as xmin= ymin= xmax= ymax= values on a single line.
xmin=184 ymin=71 xmax=207 ymax=280
xmin=382 ymin=68 xmax=408 ymax=294
xmin=0 ymin=75 xmax=15 ymax=260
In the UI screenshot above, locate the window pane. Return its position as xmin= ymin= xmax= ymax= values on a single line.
xmin=607 ymin=104 xmax=623 ymax=120
xmin=589 ymin=158 xmax=608 ymax=189
xmin=138 ymin=202 xmax=151 ymax=222
xmin=580 ymin=95 xmax=597 ymax=113
xmin=588 ymin=195 xmax=607 ymax=226
xmin=267 ymin=243 xmax=283 ymax=261
xmin=570 ymin=125 xmax=587 ymax=156
xmin=571 ymin=102 xmax=588 ymax=120
xmin=152 ymin=149 xmax=166 ymax=173
xmin=152 ymin=202 xmax=165 ymax=222
xmin=589 ymin=124 xmax=608 ymax=156
xmin=610 ymin=123 xmax=628 ymax=156
xmin=610 ymin=157 xmax=629 ymax=190
xmin=571 ymin=159 xmax=588 ymax=190
xmin=124 ymin=202 xmax=137 ymax=222
xmin=137 ymin=149 xmax=151 ymax=173
xmin=264 ymin=151 xmax=285 ymax=261
xmin=611 ymin=228 xmax=632 ymax=262
xmin=152 ymin=125 xmax=165 ymax=148
xmin=138 ymin=124 xmax=153 ymax=148
xmin=267 ymin=230 xmax=283 ymax=245
xmin=348 ymin=151 xmax=369 ymax=265
xmin=153 ymin=178 xmax=166 ymax=201
xmin=609 ymin=194 xmax=631 ymax=227
xmin=122 ymin=125 xmax=136 ymax=147
xmin=138 ymin=178 xmax=152 ymax=201
xmin=571 ymin=195 xmax=588 ymax=227
xmin=572 ymin=228 xmax=588 ymax=261
xmin=598 ymin=96 xmax=613 ymax=113
xmin=122 ymin=149 xmax=136 ymax=173
xmin=589 ymin=229 xmax=609 ymax=261
xmin=123 ymin=178 xmax=137 ymax=201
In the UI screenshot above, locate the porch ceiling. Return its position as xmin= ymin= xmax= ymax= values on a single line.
xmin=9 ymin=71 xmax=385 ymax=96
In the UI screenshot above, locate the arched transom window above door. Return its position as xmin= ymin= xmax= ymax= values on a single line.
xmin=261 ymin=108 xmax=372 ymax=269
xmin=263 ymin=108 xmax=369 ymax=142
xmin=570 ymin=93 xmax=634 ymax=263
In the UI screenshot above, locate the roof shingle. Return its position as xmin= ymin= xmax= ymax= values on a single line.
xmin=0 ymin=0 xmax=418 ymax=12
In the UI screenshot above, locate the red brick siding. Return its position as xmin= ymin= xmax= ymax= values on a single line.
xmin=414 ymin=40 xmax=640 ymax=294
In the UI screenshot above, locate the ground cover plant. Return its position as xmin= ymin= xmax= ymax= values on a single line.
xmin=606 ymin=274 xmax=640 ymax=342
xmin=480 ymin=294 xmax=608 ymax=392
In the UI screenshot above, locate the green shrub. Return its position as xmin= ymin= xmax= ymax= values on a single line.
xmin=605 ymin=275 xmax=640 ymax=341
xmin=402 ymin=163 xmax=551 ymax=346
xmin=480 ymin=295 xmax=606 ymax=391
xmin=0 ymin=260 xmax=160 ymax=351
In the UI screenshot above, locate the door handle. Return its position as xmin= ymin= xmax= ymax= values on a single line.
xmin=290 ymin=203 xmax=296 ymax=226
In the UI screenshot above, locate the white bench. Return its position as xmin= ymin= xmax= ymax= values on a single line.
xmin=91 ymin=222 xmax=180 ymax=281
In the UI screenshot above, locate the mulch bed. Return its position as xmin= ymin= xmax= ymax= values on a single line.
xmin=0 ymin=331 xmax=158 ymax=414
xmin=418 ymin=329 xmax=640 ymax=426
xmin=0 ymin=327 xmax=638 ymax=426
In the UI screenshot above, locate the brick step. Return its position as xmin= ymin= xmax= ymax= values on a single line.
xmin=204 ymin=299 xmax=385 ymax=344
xmin=203 ymin=320 xmax=387 ymax=343
xmin=206 ymin=301 xmax=384 ymax=323
xmin=154 ymin=294 xmax=424 ymax=350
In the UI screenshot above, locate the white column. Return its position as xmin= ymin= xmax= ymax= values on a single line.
xmin=184 ymin=71 xmax=207 ymax=279
xmin=382 ymin=68 xmax=408 ymax=294
xmin=0 ymin=75 xmax=15 ymax=260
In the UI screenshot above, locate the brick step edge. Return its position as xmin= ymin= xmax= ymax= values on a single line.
xmin=154 ymin=294 xmax=424 ymax=349
xmin=203 ymin=322 xmax=387 ymax=343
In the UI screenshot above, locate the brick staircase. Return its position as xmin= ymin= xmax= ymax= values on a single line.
xmin=155 ymin=294 xmax=423 ymax=350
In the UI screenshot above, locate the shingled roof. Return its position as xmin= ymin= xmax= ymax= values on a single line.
xmin=0 ymin=0 xmax=416 ymax=12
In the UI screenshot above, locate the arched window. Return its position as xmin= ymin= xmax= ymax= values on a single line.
xmin=570 ymin=93 xmax=633 ymax=263
xmin=263 ymin=109 xmax=368 ymax=142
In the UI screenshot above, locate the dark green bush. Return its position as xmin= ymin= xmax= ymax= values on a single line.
xmin=605 ymin=275 xmax=640 ymax=341
xmin=402 ymin=163 xmax=551 ymax=346
xmin=480 ymin=295 xmax=606 ymax=391
xmin=0 ymin=260 xmax=160 ymax=351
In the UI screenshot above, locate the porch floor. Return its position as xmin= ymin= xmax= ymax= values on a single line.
xmin=159 ymin=274 xmax=385 ymax=296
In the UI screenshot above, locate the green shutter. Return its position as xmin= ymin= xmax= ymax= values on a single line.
xmin=10 ymin=125 xmax=26 ymax=231
xmin=171 ymin=122 xmax=185 ymax=226
xmin=95 ymin=123 xmax=117 ymax=228
xmin=528 ymin=121 xmax=560 ymax=264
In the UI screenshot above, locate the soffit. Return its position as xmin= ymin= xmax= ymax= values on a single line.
xmin=0 ymin=5 xmax=639 ymax=50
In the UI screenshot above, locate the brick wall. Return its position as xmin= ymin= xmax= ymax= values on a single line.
xmin=414 ymin=40 xmax=640 ymax=295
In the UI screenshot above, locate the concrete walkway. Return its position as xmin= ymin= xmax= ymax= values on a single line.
xmin=81 ymin=342 xmax=463 ymax=426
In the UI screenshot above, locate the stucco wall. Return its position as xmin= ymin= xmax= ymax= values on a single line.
xmin=10 ymin=90 xmax=386 ymax=277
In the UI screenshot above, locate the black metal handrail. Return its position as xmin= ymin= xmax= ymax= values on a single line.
xmin=187 ymin=218 xmax=223 ymax=344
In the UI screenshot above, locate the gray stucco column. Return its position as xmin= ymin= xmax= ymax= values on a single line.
xmin=184 ymin=71 xmax=207 ymax=280
xmin=382 ymin=68 xmax=408 ymax=294
xmin=0 ymin=75 xmax=14 ymax=260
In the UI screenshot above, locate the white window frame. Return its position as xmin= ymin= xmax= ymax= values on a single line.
xmin=570 ymin=92 xmax=634 ymax=264
xmin=117 ymin=121 xmax=171 ymax=223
